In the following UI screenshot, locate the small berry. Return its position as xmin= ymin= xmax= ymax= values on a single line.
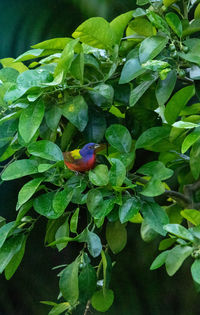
xmin=169 ymin=43 xmax=176 ymax=51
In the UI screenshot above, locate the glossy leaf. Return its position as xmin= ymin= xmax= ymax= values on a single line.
xmin=55 ymin=218 xmax=69 ymax=251
xmin=59 ymin=259 xmax=79 ymax=305
xmin=164 ymin=224 xmax=194 ymax=241
xmin=106 ymin=124 xmax=132 ymax=153
xmin=106 ymin=221 xmax=127 ymax=254
xmin=191 ymin=259 xmax=200 ymax=284
xmin=119 ymin=58 xmax=145 ymax=84
xmin=79 ymin=264 xmax=97 ymax=303
xmin=150 ymin=251 xmax=169 ymax=270
xmin=109 ymin=158 xmax=126 ymax=187
xmin=136 ymin=125 xmax=171 ymax=150
xmin=28 ymin=140 xmax=63 ymax=161
xmin=0 ymin=234 xmax=25 ymax=273
xmin=119 ymin=197 xmax=140 ymax=223
xmin=138 ymin=161 xmax=173 ymax=180
xmin=181 ymin=127 xmax=200 ymax=153
xmin=32 ymin=37 xmax=72 ymax=49
xmin=181 ymin=209 xmax=200 ymax=226
xmin=5 ymin=235 xmax=26 ymax=280
xmin=72 ymin=17 xmax=116 ymax=50
xmin=129 ymin=74 xmax=157 ymax=107
xmin=190 ymin=139 xmax=200 ymax=180
xmin=87 ymin=231 xmax=102 ymax=258
xmin=48 ymin=303 xmax=70 ymax=315
xmin=165 ymin=85 xmax=195 ymax=124
xmin=155 ymin=70 xmax=177 ymax=106
xmin=141 ymin=202 xmax=169 ymax=236
xmin=165 ymin=245 xmax=192 ymax=276
xmin=1 ymin=160 xmax=38 ymax=181
xmin=62 ymin=95 xmax=88 ymax=132
xmin=0 ymin=222 xmax=15 ymax=249
xmin=17 ymin=177 xmax=43 ymax=210
xmin=89 ymin=165 xmax=109 ymax=186
xmin=110 ymin=11 xmax=134 ymax=44
xmin=139 ymin=36 xmax=168 ymax=64
xmin=70 ymin=208 xmax=79 ymax=234
xmin=19 ymin=100 xmax=44 ymax=143
xmin=91 ymin=289 xmax=114 ymax=312
xmin=165 ymin=13 xmax=182 ymax=37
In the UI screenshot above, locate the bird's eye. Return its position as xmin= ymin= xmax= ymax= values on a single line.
xmin=88 ymin=146 xmax=92 ymax=149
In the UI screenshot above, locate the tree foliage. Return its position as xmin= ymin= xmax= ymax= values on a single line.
xmin=1 ymin=0 xmax=200 ymax=313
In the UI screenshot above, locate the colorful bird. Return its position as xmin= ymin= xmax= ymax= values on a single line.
xmin=63 ymin=143 xmax=101 ymax=172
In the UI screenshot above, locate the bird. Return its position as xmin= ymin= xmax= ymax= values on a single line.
xmin=63 ymin=143 xmax=102 ymax=172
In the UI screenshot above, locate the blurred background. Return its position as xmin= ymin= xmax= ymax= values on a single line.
xmin=0 ymin=0 xmax=200 ymax=314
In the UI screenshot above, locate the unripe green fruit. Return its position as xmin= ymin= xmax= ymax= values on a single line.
xmin=178 ymin=69 xmax=185 ymax=77
xmin=169 ymin=43 xmax=176 ymax=51
xmin=182 ymin=46 xmax=189 ymax=53
xmin=171 ymin=50 xmax=178 ymax=58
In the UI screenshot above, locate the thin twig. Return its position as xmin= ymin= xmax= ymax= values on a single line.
xmin=83 ymin=300 xmax=91 ymax=315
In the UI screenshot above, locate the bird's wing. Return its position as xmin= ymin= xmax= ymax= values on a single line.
xmin=63 ymin=149 xmax=82 ymax=164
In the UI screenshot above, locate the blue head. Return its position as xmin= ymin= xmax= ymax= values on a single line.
xmin=80 ymin=143 xmax=100 ymax=159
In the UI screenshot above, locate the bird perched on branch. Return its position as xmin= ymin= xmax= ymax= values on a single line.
xmin=63 ymin=143 xmax=102 ymax=172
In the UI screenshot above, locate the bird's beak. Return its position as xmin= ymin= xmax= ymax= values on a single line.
xmin=94 ymin=143 xmax=106 ymax=153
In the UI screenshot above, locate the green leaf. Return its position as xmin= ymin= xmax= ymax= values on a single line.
xmin=72 ymin=17 xmax=116 ymax=50
xmin=0 ymin=67 xmax=19 ymax=83
xmin=62 ymin=95 xmax=88 ymax=132
xmin=4 ymin=69 xmax=53 ymax=102
xmin=165 ymin=85 xmax=195 ymax=124
xmin=119 ymin=57 xmax=145 ymax=84
xmin=28 ymin=140 xmax=63 ymax=162
xmin=129 ymin=74 xmax=157 ymax=107
xmin=182 ymin=19 xmax=200 ymax=37
xmin=105 ymin=124 xmax=132 ymax=153
xmin=45 ymin=105 xmax=62 ymax=131
xmin=181 ymin=209 xmax=200 ymax=226
xmin=1 ymin=159 xmax=38 ymax=181
xmin=190 ymin=139 xmax=200 ymax=180
xmin=191 ymin=259 xmax=200 ymax=284
xmin=136 ymin=125 xmax=171 ymax=150
xmin=142 ymin=60 xmax=170 ymax=71
xmin=139 ymin=36 xmax=168 ymax=63
xmin=159 ymin=238 xmax=176 ymax=251
xmin=141 ymin=178 xmax=165 ymax=197
xmin=163 ymin=0 xmax=177 ymax=7
xmin=87 ymin=189 xmax=103 ymax=215
xmin=19 ymin=100 xmax=45 ymax=143
xmin=91 ymin=289 xmax=114 ymax=312
xmin=172 ymin=121 xmax=198 ymax=129
xmin=5 ymin=235 xmax=26 ymax=280
xmin=59 ymin=258 xmax=79 ymax=305
xmin=141 ymin=202 xmax=169 ymax=236
xmin=140 ymin=220 xmax=159 ymax=242
xmin=79 ymin=264 xmax=97 ymax=303
xmin=87 ymin=230 xmax=102 ymax=258
xmin=89 ymin=84 xmax=114 ymax=107
xmin=147 ymin=11 xmax=170 ymax=34
xmin=70 ymin=52 xmax=84 ymax=83
xmin=32 ymin=37 xmax=72 ymax=49
xmin=70 ymin=208 xmax=79 ymax=234
xmin=181 ymin=127 xmax=200 ymax=153
xmin=119 ymin=197 xmax=140 ymax=223
xmin=165 ymin=245 xmax=192 ymax=276
xmin=55 ymin=218 xmax=69 ymax=251
xmin=54 ymin=39 xmax=79 ymax=79
xmin=127 ymin=17 xmax=156 ymax=38
xmin=165 ymin=13 xmax=182 ymax=37
xmin=138 ymin=161 xmax=173 ymax=180
xmin=15 ymin=49 xmax=45 ymax=62
xmin=101 ymin=251 xmax=112 ymax=291
xmin=109 ymin=158 xmax=126 ymax=187
xmin=106 ymin=221 xmax=127 ymax=254
xmin=33 ymin=189 xmax=73 ymax=219
xmin=164 ymin=224 xmax=194 ymax=241
xmin=0 ymin=234 xmax=25 ymax=273
xmin=150 ymin=251 xmax=169 ymax=270
xmin=0 ymin=222 xmax=15 ymax=249
xmin=89 ymin=165 xmax=109 ymax=186
xmin=84 ymin=109 xmax=106 ymax=143
xmin=155 ymin=70 xmax=177 ymax=106
xmin=17 ymin=177 xmax=43 ymax=210
xmin=110 ymin=11 xmax=134 ymax=44
xmin=48 ymin=303 xmax=70 ymax=315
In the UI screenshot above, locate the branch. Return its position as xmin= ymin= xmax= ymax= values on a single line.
xmin=163 ymin=190 xmax=190 ymax=208
xmin=83 ymin=300 xmax=91 ymax=315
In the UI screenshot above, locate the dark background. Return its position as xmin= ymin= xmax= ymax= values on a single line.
xmin=0 ymin=0 xmax=200 ymax=314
